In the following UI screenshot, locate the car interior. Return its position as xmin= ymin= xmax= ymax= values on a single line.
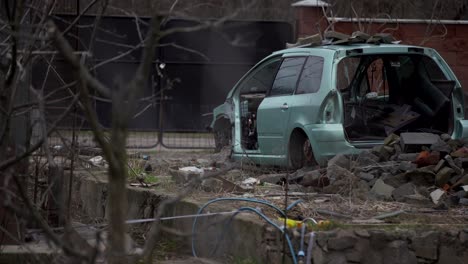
xmin=339 ymin=54 xmax=456 ymax=141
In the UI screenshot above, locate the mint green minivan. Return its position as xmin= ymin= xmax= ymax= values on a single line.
xmin=211 ymin=42 xmax=467 ymax=168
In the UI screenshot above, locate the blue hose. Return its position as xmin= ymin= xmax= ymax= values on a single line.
xmin=191 ymin=197 xmax=302 ymax=264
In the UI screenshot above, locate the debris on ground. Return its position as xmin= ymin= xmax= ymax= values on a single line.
xmin=131 ymin=133 xmax=468 ymax=212
xmin=277 ymin=133 xmax=468 ymax=208
xmin=89 ymin=155 xmax=106 ymax=167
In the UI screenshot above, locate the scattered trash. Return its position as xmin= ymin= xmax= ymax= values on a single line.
xmin=430 ymin=189 xmax=446 ymax=205
xmin=89 ymin=156 xmax=105 ymax=167
xmin=170 ymin=166 xmax=204 ymax=183
xmin=179 ymin=166 xmax=204 ymax=174
xmin=241 ymin=177 xmax=260 ymax=187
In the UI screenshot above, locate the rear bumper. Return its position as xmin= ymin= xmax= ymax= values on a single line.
xmin=304 ymin=124 xmax=361 ymax=165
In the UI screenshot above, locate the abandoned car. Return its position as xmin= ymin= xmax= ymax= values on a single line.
xmin=211 ymin=34 xmax=467 ymax=168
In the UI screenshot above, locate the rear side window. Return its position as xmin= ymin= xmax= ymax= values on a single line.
xmin=270 ymin=57 xmax=306 ymax=96
xmin=296 ymin=56 xmax=324 ymax=94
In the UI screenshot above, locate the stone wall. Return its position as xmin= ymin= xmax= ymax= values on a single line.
xmin=296 ymin=228 xmax=468 ymax=264
xmin=76 ymin=173 xmax=468 ymax=264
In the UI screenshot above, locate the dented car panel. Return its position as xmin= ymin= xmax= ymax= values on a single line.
xmin=211 ymin=43 xmax=466 ymax=167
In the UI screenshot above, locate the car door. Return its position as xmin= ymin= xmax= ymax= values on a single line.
xmin=288 ymin=55 xmax=326 ymax=126
xmin=257 ymin=55 xmax=307 ymax=155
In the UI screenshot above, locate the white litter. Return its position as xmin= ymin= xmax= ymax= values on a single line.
xmin=179 ymin=166 xmax=204 ymax=174
xmin=242 ymin=177 xmax=260 ymax=186
xmin=430 ymin=189 xmax=446 ymax=204
xmin=89 ymin=156 xmax=104 ymax=166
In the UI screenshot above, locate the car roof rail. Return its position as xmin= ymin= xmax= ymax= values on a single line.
xmin=286 ymin=31 xmax=400 ymax=48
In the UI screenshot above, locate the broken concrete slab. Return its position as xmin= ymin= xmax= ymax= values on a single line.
xmin=326 ymin=164 xmax=355 ymax=182
xmin=383 ymin=173 xmax=408 ymax=188
xmin=392 ymin=183 xmax=416 ymax=202
xmin=441 ymin=133 xmax=452 ymax=141
xmin=444 ymin=155 xmax=464 ymax=175
xmin=358 ymin=172 xmax=374 ymax=182
xmin=398 ymin=161 xmax=417 ymax=172
xmin=355 ymin=151 xmax=380 ymax=167
xmin=435 ymin=167 xmax=454 ymax=187
xmin=201 ymin=178 xmax=224 ymax=192
xmin=397 ymin=153 xmax=419 ymax=162
xmin=451 ymin=147 xmax=468 ymax=158
xmin=434 ymin=159 xmax=446 ymax=173
xmin=430 ymin=139 xmax=452 ymax=154
xmin=371 ymin=179 xmax=395 ymax=200
xmin=328 ymin=154 xmax=352 ymax=170
xmin=383 ymin=133 xmax=400 ymax=146
xmin=405 ymin=169 xmax=436 ymax=186
xmin=430 ymin=189 xmax=446 ymax=204
xmin=453 ymin=175 xmax=468 ymax=188
xmin=400 ymin=132 xmax=439 ymax=153
xmin=372 ymin=145 xmax=393 ymax=161
xmin=400 ymin=193 xmax=431 ymax=205
xmin=302 ymin=170 xmax=330 ymax=187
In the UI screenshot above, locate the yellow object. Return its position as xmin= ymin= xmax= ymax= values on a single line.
xmin=279 ymin=218 xmax=335 ymax=230
xmin=278 ymin=217 xmax=303 ymax=229
xmin=317 ymin=220 xmax=332 ymax=229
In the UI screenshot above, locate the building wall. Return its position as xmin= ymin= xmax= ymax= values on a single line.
xmin=54 ymin=0 xmax=296 ymax=21
xmin=295 ymin=6 xmax=468 ymax=91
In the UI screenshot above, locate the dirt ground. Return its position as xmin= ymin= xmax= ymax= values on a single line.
xmin=128 ymin=149 xmax=468 ymax=228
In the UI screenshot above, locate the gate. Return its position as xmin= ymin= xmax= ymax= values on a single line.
xmin=38 ymin=16 xmax=293 ymax=149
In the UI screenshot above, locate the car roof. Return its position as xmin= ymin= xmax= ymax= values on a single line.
xmin=273 ymin=43 xmax=430 ymax=55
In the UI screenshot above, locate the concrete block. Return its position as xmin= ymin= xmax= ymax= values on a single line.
xmin=400 ymin=132 xmax=440 ymax=152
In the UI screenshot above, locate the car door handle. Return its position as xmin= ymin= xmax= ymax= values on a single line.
xmin=280 ymin=103 xmax=289 ymax=110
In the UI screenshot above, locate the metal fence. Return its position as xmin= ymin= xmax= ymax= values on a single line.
xmin=40 ymin=16 xmax=293 ymax=149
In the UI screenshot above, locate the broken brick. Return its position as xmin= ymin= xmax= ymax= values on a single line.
xmin=451 ymin=147 xmax=468 ymax=158
xmin=413 ymin=151 xmax=440 ymax=167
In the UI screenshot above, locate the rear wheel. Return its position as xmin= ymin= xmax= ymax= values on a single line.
xmin=289 ymin=130 xmax=316 ymax=169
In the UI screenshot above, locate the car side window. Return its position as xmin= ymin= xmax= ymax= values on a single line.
xmin=269 ymin=57 xmax=306 ymax=96
xmin=239 ymin=58 xmax=281 ymax=94
xmin=296 ymin=56 xmax=324 ymax=94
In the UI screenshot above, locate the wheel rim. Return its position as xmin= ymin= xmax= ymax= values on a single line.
xmin=303 ymin=139 xmax=314 ymax=164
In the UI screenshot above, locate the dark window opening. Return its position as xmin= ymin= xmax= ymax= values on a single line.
xmin=270 ymin=57 xmax=306 ymax=96
xmin=296 ymin=56 xmax=324 ymax=94
xmin=338 ymin=54 xmax=454 ymax=142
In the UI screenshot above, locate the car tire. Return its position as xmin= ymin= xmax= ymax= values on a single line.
xmin=289 ymin=131 xmax=316 ymax=169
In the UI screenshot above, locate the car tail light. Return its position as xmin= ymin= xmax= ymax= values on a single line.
xmin=323 ymin=99 xmax=335 ymax=123
xmin=320 ymin=91 xmax=340 ymax=124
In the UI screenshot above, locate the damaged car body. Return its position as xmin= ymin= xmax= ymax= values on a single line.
xmin=211 ymin=39 xmax=467 ymax=168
